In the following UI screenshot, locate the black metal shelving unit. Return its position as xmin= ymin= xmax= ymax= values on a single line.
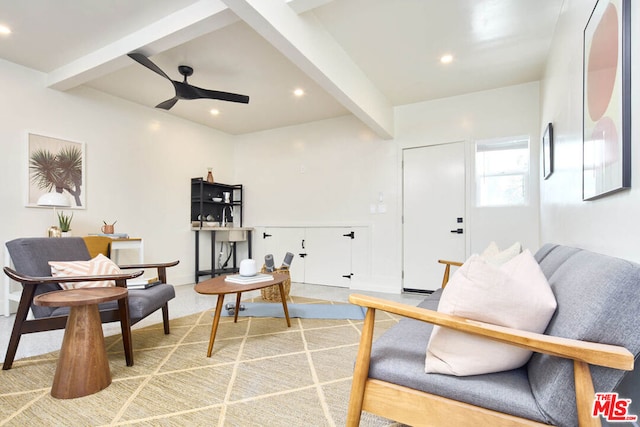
xmin=191 ymin=178 xmax=251 ymax=282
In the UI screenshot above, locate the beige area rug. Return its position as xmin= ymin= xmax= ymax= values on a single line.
xmin=0 ymin=295 xmax=404 ymax=426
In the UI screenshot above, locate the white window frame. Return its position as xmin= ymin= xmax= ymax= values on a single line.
xmin=475 ymin=136 xmax=530 ymax=207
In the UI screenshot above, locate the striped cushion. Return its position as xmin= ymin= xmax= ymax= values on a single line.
xmin=49 ymin=253 xmax=121 ymax=289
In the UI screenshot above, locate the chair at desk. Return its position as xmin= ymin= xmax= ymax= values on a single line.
xmin=82 ymin=235 xmax=112 ymax=258
xmin=2 ymin=237 xmax=178 ymax=370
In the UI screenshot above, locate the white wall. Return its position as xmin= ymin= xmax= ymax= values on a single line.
xmin=395 ymin=82 xmax=541 ymax=257
xmin=0 ymin=59 xmax=235 ymax=286
xmin=233 ymin=115 xmax=399 ymax=291
xmin=540 ymin=0 xmax=640 ymax=262
xmin=1 ymin=56 xmax=542 ymax=296
xmin=235 ymin=82 xmax=541 ymax=293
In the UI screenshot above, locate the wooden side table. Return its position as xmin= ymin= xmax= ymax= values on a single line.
xmin=195 ymin=273 xmax=290 ymax=357
xmin=34 ymin=287 xmax=129 ymax=399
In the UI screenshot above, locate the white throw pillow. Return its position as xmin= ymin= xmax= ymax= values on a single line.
xmin=49 ymin=253 xmax=121 ymax=289
xmin=480 ymin=241 xmax=522 ymax=266
xmin=425 ymin=250 xmax=557 ymax=376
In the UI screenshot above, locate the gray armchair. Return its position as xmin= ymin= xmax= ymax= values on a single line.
xmin=3 ymin=237 xmax=178 ymax=370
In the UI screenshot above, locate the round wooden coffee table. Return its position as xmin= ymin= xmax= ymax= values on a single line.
xmin=194 ymin=273 xmax=290 ymax=357
xmin=34 ymin=287 xmax=129 ymax=399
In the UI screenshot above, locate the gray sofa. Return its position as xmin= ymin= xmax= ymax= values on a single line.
xmin=348 ymin=244 xmax=640 ymax=426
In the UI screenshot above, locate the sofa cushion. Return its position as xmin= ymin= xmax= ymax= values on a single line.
xmin=480 ymin=241 xmax=522 ymax=265
xmin=49 ymin=254 xmax=120 ymax=289
xmin=533 ymin=243 xmax=581 ymax=279
xmin=51 ymin=284 xmax=176 ymax=321
xmin=425 ymin=250 xmax=557 ymax=376
xmin=369 ymin=290 xmax=549 ymax=424
xmin=528 ymin=247 xmax=640 ymax=426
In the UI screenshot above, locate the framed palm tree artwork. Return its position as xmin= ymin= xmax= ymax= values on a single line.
xmin=27 ymin=133 xmax=86 ymax=209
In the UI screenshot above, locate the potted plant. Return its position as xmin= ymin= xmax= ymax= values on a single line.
xmin=57 ymin=211 xmax=73 ymax=236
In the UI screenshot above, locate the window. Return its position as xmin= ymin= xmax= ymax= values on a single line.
xmin=475 ymin=137 xmax=529 ymax=207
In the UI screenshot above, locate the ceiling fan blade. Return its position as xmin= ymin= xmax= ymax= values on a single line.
xmin=127 ymin=52 xmax=171 ymax=81
xmin=189 ymin=84 xmax=250 ymax=104
xmin=129 ymin=54 xmax=250 ymax=107
xmin=155 ymin=97 xmax=179 ymax=110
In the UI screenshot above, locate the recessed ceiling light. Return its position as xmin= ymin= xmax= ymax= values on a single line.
xmin=149 ymin=120 xmax=161 ymax=131
xmin=210 ymin=109 xmax=220 ymax=116
xmin=0 ymin=25 xmax=11 ymax=35
xmin=293 ymin=88 xmax=305 ymax=97
xmin=440 ymin=54 xmax=454 ymax=64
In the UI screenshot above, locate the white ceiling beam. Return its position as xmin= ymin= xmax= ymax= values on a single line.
xmin=286 ymin=0 xmax=335 ymax=14
xmin=47 ymin=0 xmax=238 ymax=90
xmin=222 ymin=0 xmax=394 ymax=139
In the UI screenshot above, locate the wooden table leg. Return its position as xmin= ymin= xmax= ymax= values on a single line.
xmin=206 ymin=295 xmax=225 ymax=357
xmin=117 ymin=297 xmax=133 ymax=366
xmin=278 ymin=283 xmax=291 ymax=327
xmin=52 ymin=304 xmax=111 ymax=399
xmin=233 ymin=292 xmax=242 ymax=323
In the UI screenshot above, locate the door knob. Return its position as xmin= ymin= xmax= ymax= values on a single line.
xmin=450 ymin=228 xmax=463 ymax=234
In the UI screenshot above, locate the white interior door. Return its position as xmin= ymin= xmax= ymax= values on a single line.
xmin=403 ymin=142 xmax=466 ymax=291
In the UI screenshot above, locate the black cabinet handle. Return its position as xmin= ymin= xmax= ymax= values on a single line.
xmin=450 ymin=228 xmax=463 ymax=234
xmin=263 ymin=232 xmax=272 ymax=239
xmin=343 ymin=231 xmax=355 ymax=239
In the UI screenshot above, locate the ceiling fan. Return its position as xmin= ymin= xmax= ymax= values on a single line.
xmin=127 ymin=52 xmax=250 ymax=110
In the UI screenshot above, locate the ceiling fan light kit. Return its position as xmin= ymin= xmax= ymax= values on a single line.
xmin=127 ymin=52 xmax=250 ymax=110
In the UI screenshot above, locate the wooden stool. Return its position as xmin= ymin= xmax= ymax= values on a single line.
xmin=34 ymin=287 xmax=129 ymax=399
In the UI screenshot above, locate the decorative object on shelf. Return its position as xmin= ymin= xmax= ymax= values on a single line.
xmin=57 ymin=211 xmax=73 ymax=235
xmin=222 ymin=205 xmax=234 ymax=227
xmin=582 ymin=0 xmax=631 ymax=200
xmin=37 ymin=191 xmax=71 ymax=237
xmin=542 ymin=123 xmax=554 ymax=180
xmin=223 ymin=192 xmax=231 ymax=203
xmin=28 ymin=133 xmax=86 ymax=208
xmin=206 ymin=168 xmax=214 ymax=183
xmin=101 ymin=220 xmax=117 ymax=235
xmin=47 ymin=227 xmax=61 ymax=238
